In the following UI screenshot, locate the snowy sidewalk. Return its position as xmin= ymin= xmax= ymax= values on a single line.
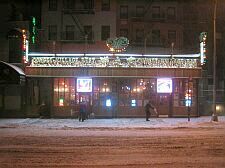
xmin=0 ymin=116 xmax=225 ymax=129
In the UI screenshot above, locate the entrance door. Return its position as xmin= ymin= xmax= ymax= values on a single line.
xmin=156 ymin=93 xmax=171 ymax=117
xmin=77 ymin=93 xmax=92 ymax=114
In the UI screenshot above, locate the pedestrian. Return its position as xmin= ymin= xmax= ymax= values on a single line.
xmin=145 ymin=100 xmax=157 ymax=121
xmin=79 ymin=101 xmax=86 ymax=122
xmin=39 ymin=100 xmax=47 ymax=119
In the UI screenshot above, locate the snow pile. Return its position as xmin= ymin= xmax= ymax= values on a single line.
xmin=0 ymin=116 xmax=224 ymax=129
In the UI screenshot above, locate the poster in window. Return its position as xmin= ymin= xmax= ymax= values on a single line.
xmin=77 ymin=78 xmax=92 ymax=92
xmin=157 ymin=78 xmax=172 ymax=93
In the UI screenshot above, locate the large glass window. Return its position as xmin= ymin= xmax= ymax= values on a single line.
xmin=54 ymin=78 xmax=76 ymax=106
xmin=173 ymin=79 xmax=196 ymax=107
xmin=118 ymin=79 xmax=131 ymax=106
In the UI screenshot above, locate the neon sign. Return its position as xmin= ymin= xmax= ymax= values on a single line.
xmin=106 ymin=37 xmax=129 ymax=53
xmin=199 ymin=32 xmax=207 ymax=65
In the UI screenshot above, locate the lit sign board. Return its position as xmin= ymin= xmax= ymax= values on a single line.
xmin=77 ymin=78 xmax=92 ymax=92
xmin=157 ymin=78 xmax=172 ymax=93
xmin=106 ymin=99 xmax=112 ymax=107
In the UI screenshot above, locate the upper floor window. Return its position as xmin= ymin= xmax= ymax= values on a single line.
xmin=120 ymin=5 xmax=128 ymax=19
xmin=152 ymin=6 xmax=160 ymax=19
xmin=120 ymin=28 xmax=128 ymax=38
xmin=101 ymin=25 xmax=110 ymax=40
xmin=63 ymin=0 xmax=75 ymax=9
xmin=102 ymin=0 xmax=110 ymax=11
xmin=48 ymin=25 xmax=57 ymax=40
xmin=167 ymin=7 xmax=176 ymax=20
xmin=136 ymin=29 xmax=144 ymax=42
xmin=84 ymin=25 xmax=93 ymax=41
xmin=49 ymin=0 xmax=57 ymax=11
xmin=168 ymin=30 xmax=176 ymax=43
xmin=152 ymin=29 xmax=160 ymax=45
xmin=136 ymin=6 xmax=144 ymax=17
xmin=66 ymin=25 xmax=74 ymax=40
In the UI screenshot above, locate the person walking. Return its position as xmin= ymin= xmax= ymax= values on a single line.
xmin=79 ymin=101 xmax=87 ymax=122
xmin=145 ymin=100 xmax=157 ymax=121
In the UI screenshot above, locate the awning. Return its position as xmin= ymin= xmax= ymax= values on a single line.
xmin=0 ymin=61 xmax=26 ymax=85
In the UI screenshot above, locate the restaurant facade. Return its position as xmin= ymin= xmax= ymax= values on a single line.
xmin=25 ymin=53 xmax=202 ymax=118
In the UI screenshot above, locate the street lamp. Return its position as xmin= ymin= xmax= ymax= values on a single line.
xmin=212 ymin=0 xmax=218 ymax=121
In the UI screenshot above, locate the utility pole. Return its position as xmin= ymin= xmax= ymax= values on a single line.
xmin=212 ymin=0 xmax=218 ymax=121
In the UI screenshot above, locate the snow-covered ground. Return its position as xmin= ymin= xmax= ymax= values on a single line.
xmin=0 ymin=116 xmax=224 ymax=129
xmin=0 ymin=116 xmax=225 ymax=167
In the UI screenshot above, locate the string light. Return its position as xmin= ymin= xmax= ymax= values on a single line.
xmin=30 ymin=56 xmax=198 ymax=68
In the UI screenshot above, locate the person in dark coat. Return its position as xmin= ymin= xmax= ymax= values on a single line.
xmin=39 ymin=101 xmax=48 ymax=118
xmin=145 ymin=100 xmax=156 ymax=121
xmin=79 ymin=102 xmax=86 ymax=122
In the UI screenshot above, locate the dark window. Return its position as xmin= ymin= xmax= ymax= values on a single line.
xmin=152 ymin=29 xmax=160 ymax=44
xmin=101 ymin=25 xmax=110 ymax=40
xmin=120 ymin=29 xmax=128 ymax=37
xmin=48 ymin=25 xmax=57 ymax=40
xmin=49 ymin=0 xmax=57 ymax=11
xmin=152 ymin=6 xmax=160 ymax=19
xmin=167 ymin=7 xmax=176 ymax=20
xmin=120 ymin=5 xmax=128 ymax=19
xmin=168 ymin=30 xmax=176 ymax=43
xmin=101 ymin=0 xmax=110 ymax=11
xmin=66 ymin=25 xmax=74 ymax=40
xmin=84 ymin=25 xmax=93 ymax=40
xmin=63 ymin=0 xmax=74 ymax=9
xmin=136 ymin=29 xmax=144 ymax=42
xmin=136 ymin=6 xmax=144 ymax=17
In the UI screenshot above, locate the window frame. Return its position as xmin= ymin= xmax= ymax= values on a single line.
xmin=49 ymin=0 xmax=57 ymax=11
xmin=101 ymin=25 xmax=110 ymax=41
xmin=48 ymin=25 xmax=57 ymax=40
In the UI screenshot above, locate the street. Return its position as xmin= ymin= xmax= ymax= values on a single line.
xmin=0 ymin=117 xmax=225 ymax=167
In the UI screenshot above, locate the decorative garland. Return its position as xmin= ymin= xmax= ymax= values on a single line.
xmin=30 ymin=56 xmax=198 ymax=68
xmin=106 ymin=37 xmax=129 ymax=53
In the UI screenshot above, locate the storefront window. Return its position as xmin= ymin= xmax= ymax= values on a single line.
xmin=54 ymin=78 xmax=76 ymax=106
xmin=119 ymin=79 xmax=131 ymax=106
xmin=173 ymin=79 xmax=195 ymax=107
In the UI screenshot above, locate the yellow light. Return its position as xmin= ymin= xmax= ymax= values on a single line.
xmin=216 ymin=105 xmax=220 ymax=111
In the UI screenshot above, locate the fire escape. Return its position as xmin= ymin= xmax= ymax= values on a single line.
xmin=130 ymin=0 xmax=154 ymax=48
xmin=61 ymin=0 xmax=94 ymax=44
